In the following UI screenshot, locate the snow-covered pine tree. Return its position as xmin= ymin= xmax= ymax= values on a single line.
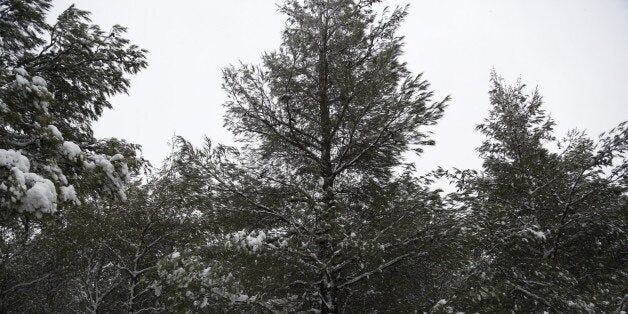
xmin=0 ymin=0 xmax=147 ymax=218
xmin=164 ymin=0 xmax=453 ymax=312
xmin=0 ymin=1 xmax=147 ymax=309
xmin=451 ymin=72 xmax=627 ymax=312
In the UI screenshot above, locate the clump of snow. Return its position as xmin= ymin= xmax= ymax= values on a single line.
xmin=43 ymin=165 xmax=68 ymax=185
xmin=47 ymin=125 xmax=63 ymax=140
xmin=20 ymin=173 xmax=57 ymax=217
xmin=527 ymin=228 xmax=546 ymax=240
xmin=109 ymin=154 xmax=124 ymax=162
xmin=13 ymin=67 xmax=28 ymax=76
xmin=12 ymin=167 xmax=26 ymax=188
xmin=31 ymin=76 xmax=46 ymax=87
xmin=246 ymin=231 xmax=267 ymax=251
xmin=60 ymin=185 xmax=80 ymax=205
xmin=229 ymin=230 xmax=265 ymax=251
xmin=38 ymin=101 xmax=50 ymax=114
xmin=15 ymin=74 xmax=28 ymax=86
xmin=431 ymin=299 xmax=449 ymax=312
xmin=199 ymin=297 xmax=208 ymax=308
xmin=171 ymin=252 xmax=181 ymax=259
xmin=0 ymin=149 xmax=31 ymax=172
xmin=1 ymin=149 xmax=81 ymax=215
xmin=62 ymin=141 xmax=82 ymax=161
xmin=153 ymin=284 xmax=162 ymax=296
xmin=173 ymin=267 xmax=185 ymax=277
xmin=232 ymin=293 xmax=250 ymax=303
xmin=84 ymin=154 xmax=130 ymax=200
xmin=119 ymin=163 xmax=130 ymax=182
xmin=94 ymin=155 xmax=115 ymax=175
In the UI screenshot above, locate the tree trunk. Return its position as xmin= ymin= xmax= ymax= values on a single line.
xmin=317 ymin=7 xmax=338 ymax=314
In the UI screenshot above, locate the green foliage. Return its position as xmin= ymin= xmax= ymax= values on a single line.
xmin=0 ymin=0 xmax=148 ymax=218
xmin=0 ymin=0 xmax=148 ymax=310
xmin=162 ymin=0 xmax=452 ymax=311
xmin=449 ymin=72 xmax=627 ymax=312
xmin=2 ymin=1 xmax=626 ymax=313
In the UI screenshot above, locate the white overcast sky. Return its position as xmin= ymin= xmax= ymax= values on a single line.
xmin=50 ymin=0 xmax=628 ymax=173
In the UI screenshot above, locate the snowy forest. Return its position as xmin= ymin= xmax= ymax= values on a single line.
xmin=1 ymin=0 xmax=626 ymax=313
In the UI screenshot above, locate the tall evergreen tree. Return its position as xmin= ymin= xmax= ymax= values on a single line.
xmin=451 ymin=72 xmax=627 ymax=312
xmin=166 ymin=0 xmax=450 ymax=312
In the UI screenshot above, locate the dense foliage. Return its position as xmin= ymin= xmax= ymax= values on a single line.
xmin=446 ymin=72 xmax=627 ymax=312
xmin=0 ymin=0 xmax=148 ymax=310
xmin=1 ymin=0 xmax=625 ymax=313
